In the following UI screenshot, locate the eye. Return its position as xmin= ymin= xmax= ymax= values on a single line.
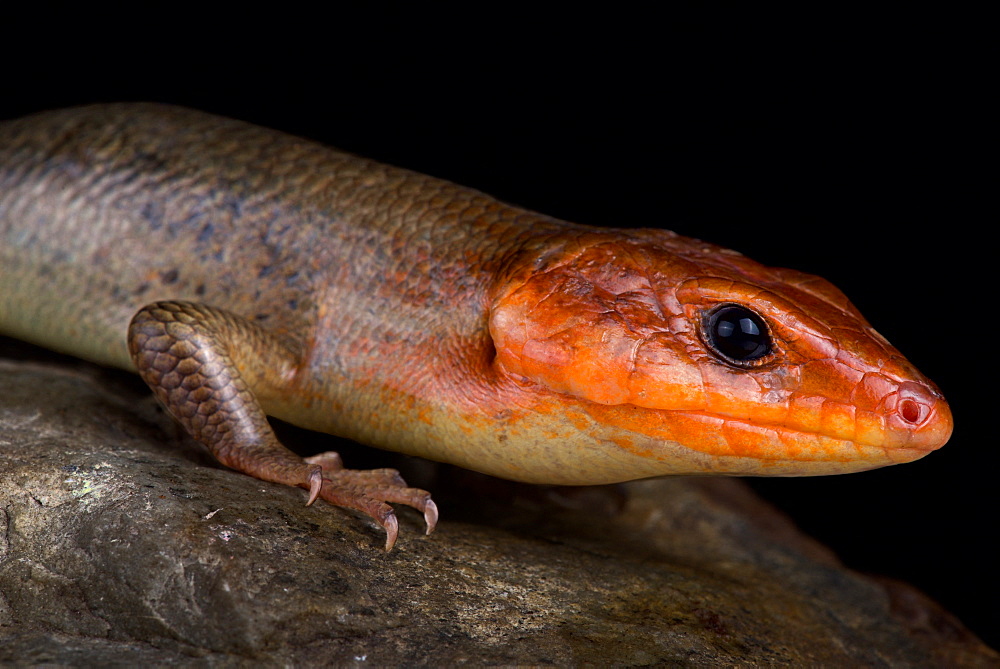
xmin=702 ymin=304 xmax=773 ymax=366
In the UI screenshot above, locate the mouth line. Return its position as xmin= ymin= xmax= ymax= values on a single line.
xmin=664 ymin=408 xmax=924 ymax=454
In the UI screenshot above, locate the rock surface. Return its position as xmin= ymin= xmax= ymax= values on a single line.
xmin=1 ymin=338 xmax=996 ymax=667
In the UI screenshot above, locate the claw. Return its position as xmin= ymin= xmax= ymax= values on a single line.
xmin=306 ymin=467 xmax=323 ymax=506
xmin=383 ymin=512 xmax=399 ymax=552
xmin=424 ymin=499 xmax=439 ymax=535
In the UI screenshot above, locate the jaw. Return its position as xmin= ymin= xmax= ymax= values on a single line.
xmin=434 ymin=392 xmax=935 ymax=485
xmin=575 ymin=401 xmax=942 ymax=479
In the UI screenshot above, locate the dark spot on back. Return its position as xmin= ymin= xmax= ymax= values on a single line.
xmin=142 ymin=201 xmax=164 ymax=229
xmin=169 ymin=207 xmax=206 ymax=239
xmin=225 ymin=195 xmax=243 ymax=218
xmin=197 ymin=222 xmax=215 ymax=243
xmin=160 ymin=268 xmax=179 ymax=284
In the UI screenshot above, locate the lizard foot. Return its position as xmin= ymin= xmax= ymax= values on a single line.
xmin=303 ymin=451 xmax=438 ymax=550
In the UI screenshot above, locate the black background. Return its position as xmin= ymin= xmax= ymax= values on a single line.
xmin=3 ymin=8 xmax=992 ymax=647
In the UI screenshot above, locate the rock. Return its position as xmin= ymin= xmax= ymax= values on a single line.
xmin=1 ymin=338 xmax=996 ymax=666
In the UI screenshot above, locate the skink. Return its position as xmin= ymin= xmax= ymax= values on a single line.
xmin=0 ymin=104 xmax=953 ymax=548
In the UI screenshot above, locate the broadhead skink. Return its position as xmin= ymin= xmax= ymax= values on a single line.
xmin=0 ymin=104 xmax=952 ymax=548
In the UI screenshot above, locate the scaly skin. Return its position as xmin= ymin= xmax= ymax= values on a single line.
xmin=0 ymin=104 xmax=952 ymax=548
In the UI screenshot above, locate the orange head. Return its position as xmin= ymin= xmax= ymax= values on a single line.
xmin=489 ymin=228 xmax=951 ymax=478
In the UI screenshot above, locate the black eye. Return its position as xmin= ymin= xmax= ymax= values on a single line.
xmin=703 ymin=304 xmax=773 ymax=366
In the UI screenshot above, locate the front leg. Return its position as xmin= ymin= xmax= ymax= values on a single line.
xmin=127 ymin=301 xmax=437 ymax=549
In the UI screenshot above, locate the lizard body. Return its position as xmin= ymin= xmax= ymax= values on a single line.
xmin=0 ymin=104 xmax=952 ymax=547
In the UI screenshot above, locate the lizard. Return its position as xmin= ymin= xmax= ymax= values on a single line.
xmin=0 ymin=104 xmax=953 ymax=549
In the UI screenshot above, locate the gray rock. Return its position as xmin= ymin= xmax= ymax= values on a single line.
xmin=1 ymin=339 xmax=996 ymax=667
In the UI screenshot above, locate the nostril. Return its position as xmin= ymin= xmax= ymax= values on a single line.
xmin=888 ymin=381 xmax=952 ymax=450
xmin=899 ymin=398 xmax=924 ymax=425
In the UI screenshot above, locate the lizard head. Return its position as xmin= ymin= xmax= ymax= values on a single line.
xmin=488 ymin=229 xmax=952 ymax=481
